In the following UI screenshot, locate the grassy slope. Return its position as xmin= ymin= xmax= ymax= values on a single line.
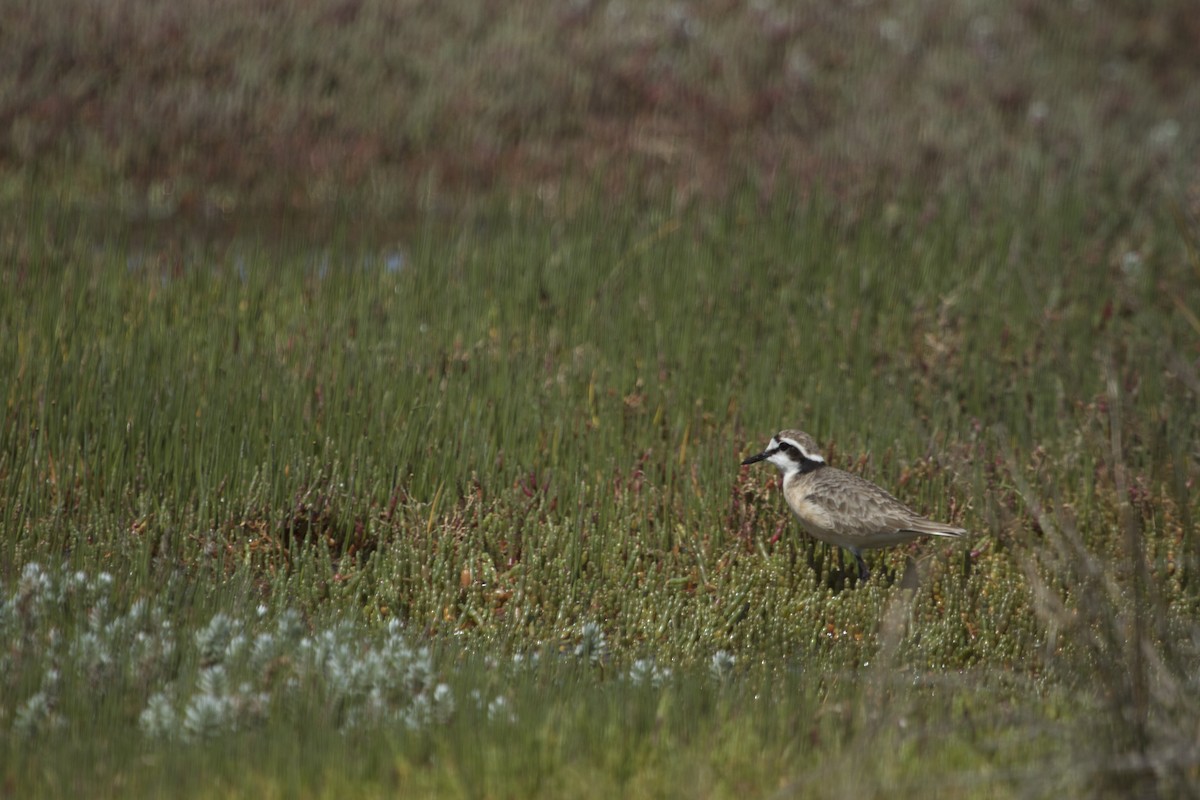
xmin=2 ymin=188 xmax=1198 ymax=796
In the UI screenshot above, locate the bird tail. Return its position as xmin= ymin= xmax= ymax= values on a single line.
xmin=904 ymin=518 xmax=967 ymax=538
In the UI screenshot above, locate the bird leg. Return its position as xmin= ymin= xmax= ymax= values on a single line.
xmin=852 ymin=550 xmax=870 ymax=582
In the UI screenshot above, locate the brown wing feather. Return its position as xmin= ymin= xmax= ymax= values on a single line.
xmin=804 ymin=468 xmax=965 ymax=539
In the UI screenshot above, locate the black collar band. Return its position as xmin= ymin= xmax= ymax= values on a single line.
xmin=798 ymin=456 xmax=825 ymax=475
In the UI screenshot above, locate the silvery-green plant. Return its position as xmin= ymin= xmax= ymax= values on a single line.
xmin=297 ymin=617 xmax=452 ymax=731
xmin=487 ymin=694 xmax=516 ymax=724
xmin=183 ymin=667 xmax=235 ymax=740
xmin=138 ymin=691 xmax=179 ymax=739
xmin=512 ymin=651 xmax=539 ymax=670
xmin=13 ymin=669 xmax=61 ymax=739
xmin=574 ymin=622 xmax=608 ymax=665
xmin=4 ymin=563 xmax=177 ymax=735
xmin=628 ymin=658 xmax=672 ymax=687
xmin=2 ymin=565 xmax=453 ymax=743
xmin=195 ymin=612 xmax=238 ymax=667
xmin=710 ymin=650 xmax=736 ymax=682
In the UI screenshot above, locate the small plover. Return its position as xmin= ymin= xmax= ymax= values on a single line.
xmin=741 ymin=429 xmax=966 ymax=581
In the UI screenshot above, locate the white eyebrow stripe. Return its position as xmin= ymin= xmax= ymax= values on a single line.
xmin=778 ymin=437 xmax=824 ymax=462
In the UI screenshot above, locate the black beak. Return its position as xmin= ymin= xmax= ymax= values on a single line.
xmin=741 ymin=450 xmax=770 ymax=466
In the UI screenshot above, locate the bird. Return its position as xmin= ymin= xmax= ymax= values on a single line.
xmin=740 ymin=429 xmax=966 ymax=581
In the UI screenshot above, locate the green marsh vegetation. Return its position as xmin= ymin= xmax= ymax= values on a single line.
xmin=3 ymin=1 xmax=1200 ymax=797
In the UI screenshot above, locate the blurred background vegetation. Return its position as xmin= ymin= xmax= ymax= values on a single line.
xmin=2 ymin=0 xmax=1196 ymax=218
